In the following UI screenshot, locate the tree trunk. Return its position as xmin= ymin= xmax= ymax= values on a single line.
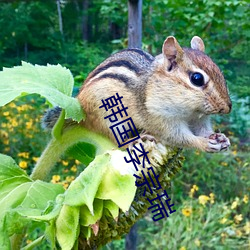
xmin=128 ymin=0 xmax=142 ymax=49
xmin=126 ymin=2 xmax=142 ymax=245
xmin=125 ymin=223 xmax=137 ymax=250
xmin=56 ymin=0 xmax=63 ymax=36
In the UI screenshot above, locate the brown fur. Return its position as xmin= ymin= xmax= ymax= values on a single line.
xmin=77 ymin=36 xmax=231 ymax=152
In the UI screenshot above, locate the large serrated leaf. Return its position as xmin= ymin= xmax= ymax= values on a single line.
xmin=0 ymin=62 xmax=84 ymax=121
xmin=96 ymin=167 xmax=136 ymax=212
xmin=64 ymin=153 xmax=110 ymax=213
xmin=20 ymin=181 xmax=64 ymax=213
xmin=0 ymin=154 xmax=65 ymax=246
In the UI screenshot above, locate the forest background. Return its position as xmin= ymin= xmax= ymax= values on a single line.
xmin=0 ymin=0 xmax=249 ymax=249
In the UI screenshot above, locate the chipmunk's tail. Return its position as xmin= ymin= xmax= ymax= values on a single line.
xmin=41 ymin=106 xmax=62 ymax=130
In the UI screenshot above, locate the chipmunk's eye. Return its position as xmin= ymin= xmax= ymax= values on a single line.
xmin=190 ymin=72 xmax=204 ymax=87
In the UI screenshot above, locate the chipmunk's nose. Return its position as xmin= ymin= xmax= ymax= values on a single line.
xmin=219 ymin=101 xmax=232 ymax=114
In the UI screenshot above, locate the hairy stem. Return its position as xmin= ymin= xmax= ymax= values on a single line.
xmin=30 ymin=126 xmax=117 ymax=181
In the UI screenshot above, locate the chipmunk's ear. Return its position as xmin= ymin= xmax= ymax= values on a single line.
xmin=162 ymin=36 xmax=184 ymax=63
xmin=191 ymin=36 xmax=205 ymax=52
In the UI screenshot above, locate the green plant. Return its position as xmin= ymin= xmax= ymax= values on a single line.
xmin=173 ymin=145 xmax=250 ymax=203
xmin=137 ymin=192 xmax=249 ymax=250
xmin=0 ymin=62 xmax=182 ymax=249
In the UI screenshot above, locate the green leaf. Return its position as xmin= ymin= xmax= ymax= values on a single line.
xmin=20 ymin=181 xmax=64 ymax=213
xmin=65 ymin=142 xmax=96 ymax=166
xmin=27 ymin=199 xmax=63 ymax=222
xmin=96 ymin=166 xmax=136 ymax=212
xmin=0 ymin=176 xmax=32 ymax=201
xmin=21 ymin=235 xmax=45 ymax=250
xmin=80 ymin=226 xmax=92 ymax=240
xmin=56 ymin=205 xmax=80 ymax=250
xmin=0 ymin=181 xmax=64 ymax=239
xmin=0 ymin=231 xmax=10 ymax=250
xmin=80 ymin=199 xmax=103 ymax=226
xmin=0 ymin=154 xmax=65 ymax=244
xmin=64 ymin=153 xmax=111 ymax=213
xmin=103 ymin=200 xmax=119 ymax=219
xmin=3 ymin=210 xmax=31 ymax=237
xmin=52 ymin=109 xmax=65 ymax=139
xmin=64 ymin=151 xmax=137 ymax=213
xmin=0 ymin=154 xmax=30 ymax=181
xmin=45 ymin=220 xmax=56 ymax=249
xmin=0 ymin=182 xmax=32 ymax=218
xmin=0 ymin=182 xmax=32 ymax=247
xmin=0 ymin=62 xmax=85 ymax=122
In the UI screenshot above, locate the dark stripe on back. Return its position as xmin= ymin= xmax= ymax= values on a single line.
xmin=91 ymin=60 xmax=140 ymax=79
xmin=125 ymin=48 xmax=154 ymax=62
xmin=96 ymin=73 xmax=130 ymax=85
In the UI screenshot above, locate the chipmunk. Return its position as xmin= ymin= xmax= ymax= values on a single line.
xmin=44 ymin=36 xmax=232 ymax=153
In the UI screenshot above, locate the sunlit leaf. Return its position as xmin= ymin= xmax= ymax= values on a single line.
xmin=103 ymin=200 xmax=119 ymax=219
xmin=0 ymin=176 xmax=31 ymax=201
xmin=20 ymin=181 xmax=64 ymax=213
xmin=0 ymin=62 xmax=85 ymax=121
xmin=0 ymin=154 xmax=30 ymax=181
xmin=96 ymin=166 xmax=136 ymax=212
xmin=64 ymin=153 xmax=110 ymax=213
xmin=0 ymin=154 xmax=65 ymax=246
xmin=80 ymin=199 xmax=103 ymax=227
xmin=65 ymin=142 xmax=96 ymax=166
xmin=56 ymin=205 xmax=80 ymax=250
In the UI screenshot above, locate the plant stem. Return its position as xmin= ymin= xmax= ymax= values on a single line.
xmin=10 ymin=232 xmax=25 ymax=250
xmin=30 ymin=126 xmax=117 ymax=181
xmin=11 ymin=127 xmax=116 ymax=249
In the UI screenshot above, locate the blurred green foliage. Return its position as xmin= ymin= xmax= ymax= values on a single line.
xmin=0 ymin=0 xmax=249 ymax=98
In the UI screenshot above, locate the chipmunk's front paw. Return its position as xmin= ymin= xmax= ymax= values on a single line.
xmin=127 ymin=133 xmax=156 ymax=151
xmin=140 ymin=133 xmax=156 ymax=143
xmin=206 ymin=133 xmax=230 ymax=152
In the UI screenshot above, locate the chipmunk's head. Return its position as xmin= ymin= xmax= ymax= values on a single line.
xmin=150 ymin=36 xmax=232 ymax=117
